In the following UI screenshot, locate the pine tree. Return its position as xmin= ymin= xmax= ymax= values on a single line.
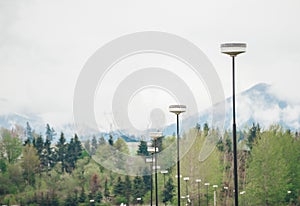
xmin=25 ymin=122 xmax=33 ymax=145
xmin=34 ymin=134 xmax=44 ymax=158
xmin=91 ymin=135 xmax=98 ymax=155
xmin=203 ymin=122 xmax=209 ymax=136
xmin=163 ymin=177 xmax=174 ymax=204
xmin=108 ymin=134 xmax=114 ymax=146
xmin=132 ymin=176 xmax=145 ymax=204
xmin=56 ymin=132 xmax=67 ymax=173
xmin=98 ymin=136 xmax=106 ymax=146
xmin=79 ymin=187 xmax=86 ymax=203
xmin=45 ymin=123 xmax=56 ymax=141
xmin=124 ymin=175 xmax=132 ymax=204
xmin=104 ymin=178 xmax=110 ymax=199
xmin=137 ymin=140 xmax=149 ymax=156
xmin=113 ymin=176 xmax=125 ymax=197
xmin=247 ymin=123 xmax=260 ymax=150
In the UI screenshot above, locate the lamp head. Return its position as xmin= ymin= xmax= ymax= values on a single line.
xmin=221 ymin=43 xmax=246 ymax=56
xmin=169 ymin=105 xmax=187 ymax=114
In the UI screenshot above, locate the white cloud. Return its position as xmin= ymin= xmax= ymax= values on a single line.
xmin=1 ymin=0 xmax=300 ymax=129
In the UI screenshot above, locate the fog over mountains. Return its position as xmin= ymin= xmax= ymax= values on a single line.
xmin=1 ymin=83 xmax=299 ymax=141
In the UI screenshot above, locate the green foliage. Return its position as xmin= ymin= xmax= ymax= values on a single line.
xmin=246 ymin=127 xmax=296 ymax=205
xmin=0 ymin=128 xmax=22 ymax=164
xmin=163 ymin=177 xmax=174 ymax=204
xmin=0 ymin=123 xmax=300 ymax=205
xmin=21 ymin=145 xmax=40 ymax=186
xmin=108 ymin=135 xmax=114 ymax=146
xmin=137 ymin=140 xmax=149 ymax=156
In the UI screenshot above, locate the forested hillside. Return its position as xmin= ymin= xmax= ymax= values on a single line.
xmin=0 ymin=123 xmax=299 ymax=205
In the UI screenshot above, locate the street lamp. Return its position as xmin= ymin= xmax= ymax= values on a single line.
xmin=204 ymin=183 xmax=210 ymax=206
xmin=213 ymin=185 xmax=218 ymax=206
xmin=183 ymin=177 xmax=190 ymax=205
xmin=150 ymin=132 xmax=163 ymax=206
xmin=221 ymin=42 xmax=246 ymax=206
xmin=137 ymin=197 xmax=142 ymax=205
xmin=161 ymin=170 xmax=168 ymax=206
xmin=240 ymin=191 xmax=245 ymax=206
xmin=169 ymin=104 xmax=186 ymax=206
xmin=147 ymin=147 xmax=157 ymax=206
xmin=196 ymin=179 xmax=201 ymax=206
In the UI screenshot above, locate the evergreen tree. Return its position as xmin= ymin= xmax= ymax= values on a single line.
xmin=132 ymin=176 xmax=145 ymax=204
xmin=34 ymin=134 xmax=44 ymax=158
xmin=142 ymin=168 xmax=151 ymax=192
xmin=163 ymin=177 xmax=174 ymax=204
xmin=108 ymin=134 xmax=114 ymax=146
xmin=79 ymin=187 xmax=86 ymax=203
xmin=98 ymin=136 xmax=106 ymax=146
xmin=247 ymin=123 xmax=260 ymax=150
xmin=25 ymin=122 xmax=33 ymax=145
xmin=56 ymin=132 xmax=67 ymax=173
xmin=203 ymin=122 xmax=209 ymax=136
xmin=137 ymin=140 xmax=149 ymax=156
xmin=113 ymin=176 xmax=125 ymax=197
xmin=124 ymin=175 xmax=132 ymax=204
xmin=104 ymin=178 xmax=110 ymax=199
xmin=91 ymin=135 xmax=98 ymax=155
xmin=45 ymin=123 xmax=56 ymax=141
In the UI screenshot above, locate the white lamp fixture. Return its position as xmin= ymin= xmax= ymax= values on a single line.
xmin=221 ymin=43 xmax=246 ymax=56
xmin=183 ymin=177 xmax=190 ymax=181
xmin=149 ymin=132 xmax=163 ymax=139
xmin=169 ymin=105 xmax=187 ymax=114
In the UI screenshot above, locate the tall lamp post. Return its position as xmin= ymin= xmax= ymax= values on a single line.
xmin=169 ymin=105 xmax=186 ymax=206
xmin=146 ymin=156 xmax=153 ymax=206
xmin=196 ymin=179 xmax=201 ymax=206
xmin=221 ymin=43 xmax=246 ymax=206
xmin=150 ymin=132 xmax=163 ymax=206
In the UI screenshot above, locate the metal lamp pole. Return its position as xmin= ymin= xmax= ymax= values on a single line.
xmin=169 ymin=105 xmax=186 ymax=206
xmin=221 ymin=43 xmax=246 ymax=206
xmin=150 ymin=132 xmax=163 ymax=206
xmin=161 ymin=170 xmax=168 ymax=206
xmin=204 ymin=183 xmax=210 ymax=206
xmin=196 ymin=179 xmax=201 ymax=206
xmin=147 ymin=147 xmax=155 ymax=206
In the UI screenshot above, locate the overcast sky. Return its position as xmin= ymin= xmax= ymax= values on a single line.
xmin=1 ymin=0 xmax=300 ymax=131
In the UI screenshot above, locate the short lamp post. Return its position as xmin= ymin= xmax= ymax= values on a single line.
xmin=213 ymin=185 xmax=218 ymax=206
xmin=161 ymin=170 xmax=168 ymax=206
xmin=240 ymin=191 xmax=246 ymax=206
xmin=183 ymin=177 xmax=190 ymax=204
xmin=196 ymin=179 xmax=201 ymax=206
xmin=223 ymin=186 xmax=229 ymax=205
xmin=137 ymin=197 xmax=142 ymax=205
xmin=169 ymin=105 xmax=186 ymax=206
xmin=204 ymin=183 xmax=210 ymax=206
xmin=221 ymin=43 xmax=246 ymax=206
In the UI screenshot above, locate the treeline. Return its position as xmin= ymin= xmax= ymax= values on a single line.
xmin=0 ymin=122 xmax=174 ymax=206
xmin=0 ymin=122 xmax=300 ymax=205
